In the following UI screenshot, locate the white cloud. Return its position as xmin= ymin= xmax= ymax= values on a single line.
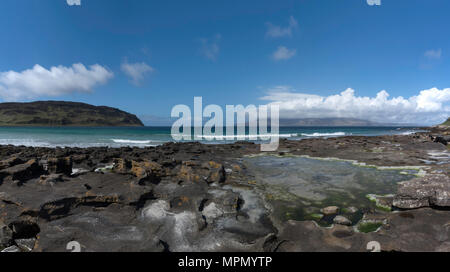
xmin=424 ymin=49 xmax=442 ymax=60
xmin=66 ymin=0 xmax=81 ymax=6
xmin=366 ymin=0 xmax=381 ymax=6
xmin=272 ymin=46 xmax=296 ymax=61
xmin=266 ymin=16 xmax=298 ymax=38
xmin=0 ymin=63 xmax=113 ymax=101
xmin=199 ymin=34 xmax=221 ymax=61
xmin=121 ymin=61 xmax=154 ymax=86
xmin=260 ymin=86 xmax=450 ymax=124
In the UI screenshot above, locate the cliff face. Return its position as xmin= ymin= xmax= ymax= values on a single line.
xmin=0 ymin=101 xmax=144 ymax=127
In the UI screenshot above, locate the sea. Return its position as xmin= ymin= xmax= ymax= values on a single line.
xmin=0 ymin=126 xmax=426 ymax=148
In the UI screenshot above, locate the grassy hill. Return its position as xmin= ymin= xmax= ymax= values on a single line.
xmin=0 ymin=101 xmax=144 ymax=127
xmin=441 ymin=118 xmax=450 ymax=126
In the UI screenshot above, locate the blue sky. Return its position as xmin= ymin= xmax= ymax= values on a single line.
xmin=0 ymin=0 xmax=449 ymax=125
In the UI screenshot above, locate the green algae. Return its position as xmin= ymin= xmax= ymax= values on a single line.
xmin=357 ymin=221 xmax=383 ymax=233
xmin=243 ymin=154 xmax=417 ymax=225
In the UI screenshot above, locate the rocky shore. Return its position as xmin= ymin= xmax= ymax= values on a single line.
xmin=0 ymin=128 xmax=449 ymax=252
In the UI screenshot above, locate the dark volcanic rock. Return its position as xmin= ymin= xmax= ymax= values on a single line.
xmin=0 ymin=157 xmax=24 ymax=170
xmin=45 ymin=157 xmax=73 ymax=175
xmin=0 ymin=130 xmax=449 ymax=252
xmin=0 ymin=159 xmax=44 ymax=183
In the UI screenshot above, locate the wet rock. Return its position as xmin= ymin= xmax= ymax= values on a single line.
xmin=333 ymin=215 xmax=352 ymax=226
xmin=321 ymin=206 xmax=339 ymax=215
xmin=393 ymin=174 xmax=450 ymax=209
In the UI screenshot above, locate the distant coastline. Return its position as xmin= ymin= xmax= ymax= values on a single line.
xmin=0 ymin=101 xmax=144 ymax=127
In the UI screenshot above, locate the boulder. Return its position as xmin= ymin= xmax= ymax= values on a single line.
xmin=393 ymin=174 xmax=450 ymax=209
xmin=333 ymin=215 xmax=352 ymax=226
xmin=321 ymin=206 xmax=339 ymax=215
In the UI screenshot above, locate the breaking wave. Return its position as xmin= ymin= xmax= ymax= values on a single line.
xmin=301 ymin=132 xmax=347 ymax=137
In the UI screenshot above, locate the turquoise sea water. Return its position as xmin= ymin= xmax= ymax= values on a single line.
xmin=0 ymin=126 xmax=424 ymax=148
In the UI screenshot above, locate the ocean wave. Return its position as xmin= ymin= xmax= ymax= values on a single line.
xmin=398 ymin=131 xmax=416 ymax=135
xmin=0 ymin=139 xmax=54 ymax=147
xmin=111 ymin=139 xmax=154 ymax=144
xmin=301 ymin=132 xmax=347 ymax=137
xmin=193 ymin=134 xmax=298 ymax=140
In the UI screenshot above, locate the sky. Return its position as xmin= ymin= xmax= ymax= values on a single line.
xmin=0 ymin=0 xmax=449 ymax=125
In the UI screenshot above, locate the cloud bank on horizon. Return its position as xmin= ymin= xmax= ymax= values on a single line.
xmin=0 ymin=63 xmax=113 ymax=101
xmin=261 ymin=86 xmax=450 ymax=125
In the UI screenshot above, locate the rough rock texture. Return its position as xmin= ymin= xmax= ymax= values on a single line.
xmin=393 ymin=175 xmax=450 ymax=209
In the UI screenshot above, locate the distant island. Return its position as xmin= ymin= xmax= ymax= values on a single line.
xmin=0 ymin=101 xmax=144 ymax=127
